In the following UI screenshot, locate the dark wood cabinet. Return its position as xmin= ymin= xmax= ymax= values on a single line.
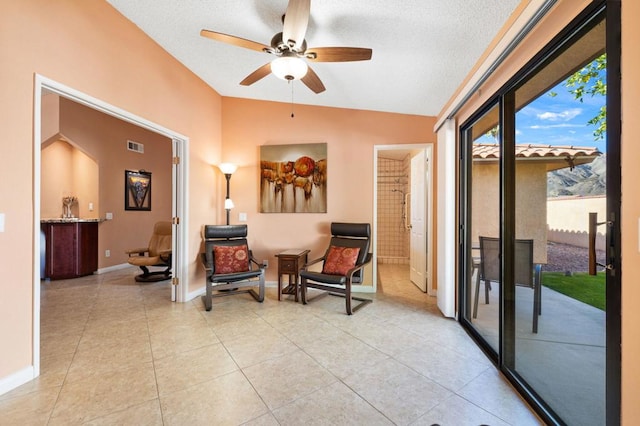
xmin=42 ymin=221 xmax=99 ymax=279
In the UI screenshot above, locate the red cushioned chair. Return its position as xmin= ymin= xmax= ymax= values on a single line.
xmin=300 ymin=222 xmax=372 ymax=315
xmin=200 ymin=225 xmax=265 ymax=312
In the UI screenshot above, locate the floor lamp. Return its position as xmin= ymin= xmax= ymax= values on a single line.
xmin=218 ymin=163 xmax=237 ymax=225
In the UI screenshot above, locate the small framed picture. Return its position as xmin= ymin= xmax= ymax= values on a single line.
xmin=125 ymin=170 xmax=151 ymax=211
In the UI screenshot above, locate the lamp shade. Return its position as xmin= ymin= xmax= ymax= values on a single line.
xmin=224 ymin=198 xmax=235 ymax=210
xmin=218 ymin=163 xmax=237 ymax=175
xmin=271 ymin=55 xmax=308 ymax=81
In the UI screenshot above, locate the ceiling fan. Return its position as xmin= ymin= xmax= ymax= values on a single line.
xmin=200 ymin=0 xmax=372 ymax=94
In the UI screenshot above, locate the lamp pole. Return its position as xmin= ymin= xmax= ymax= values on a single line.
xmin=224 ymin=173 xmax=231 ymax=225
xmin=218 ymin=163 xmax=237 ymax=226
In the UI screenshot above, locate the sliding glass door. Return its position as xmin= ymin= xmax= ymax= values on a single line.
xmin=459 ymin=4 xmax=619 ymax=425
xmin=460 ymin=102 xmax=501 ymax=356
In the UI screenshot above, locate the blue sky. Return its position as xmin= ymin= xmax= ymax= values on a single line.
xmin=476 ymin=69 xmax=607 ymax=153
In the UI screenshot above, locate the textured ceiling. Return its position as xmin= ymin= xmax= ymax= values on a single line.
xmin=105 ymin=0 xmax=521 ymax=117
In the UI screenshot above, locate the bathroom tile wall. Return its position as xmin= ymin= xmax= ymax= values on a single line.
xmin=377 ymin=156 xmax=410 ymax=264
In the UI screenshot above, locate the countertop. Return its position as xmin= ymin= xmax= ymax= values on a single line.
xmin=41 ymin=218 xmax=103 ymax=223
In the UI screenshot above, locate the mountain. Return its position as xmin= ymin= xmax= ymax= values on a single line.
xmin=547 ymin=153 xmax=606 ymax=197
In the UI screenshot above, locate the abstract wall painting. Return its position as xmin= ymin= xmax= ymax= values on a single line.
xmin=260 ymin=143 xmax=327 ymax=213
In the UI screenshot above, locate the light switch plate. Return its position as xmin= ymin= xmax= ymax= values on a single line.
xmin=0 ymin=213 xmax=4 ymax=232
xmin=105 ymin=212 xmax=113 ymax=220
xmin=239 ymin=212 xmax=247 ymax=222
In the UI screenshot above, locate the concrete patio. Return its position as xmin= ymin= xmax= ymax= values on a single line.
xmin=471 ymin=275 xmax=605 ymax=425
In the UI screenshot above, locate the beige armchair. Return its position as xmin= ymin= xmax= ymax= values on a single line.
xmin=126 ymin=221 xmax=172 ymax=282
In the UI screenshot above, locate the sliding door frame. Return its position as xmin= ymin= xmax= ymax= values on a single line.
xmin=457 ymin=2 xmax=620 ymax=424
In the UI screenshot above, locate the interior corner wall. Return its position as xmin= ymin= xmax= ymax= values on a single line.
xmin=220 ymin=97 xmax=436 ymax=285
xmin=41 ymin=140 xmax=100 ymax=220
xmin=0 ymin=0 xmax=222 ymax=384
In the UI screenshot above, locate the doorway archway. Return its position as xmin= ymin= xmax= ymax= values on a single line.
xmin=373 ymin=144 xmax=434 ymax=296
xmin=32 ymin=74 xmax=189 ymax=377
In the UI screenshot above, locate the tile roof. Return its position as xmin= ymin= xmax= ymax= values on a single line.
xmin=472 ymin=143 xmax=602 ymax=170
xmin=473 ymin=143 xmax=601 ymax=159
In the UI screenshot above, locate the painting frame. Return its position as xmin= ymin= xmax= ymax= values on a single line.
xmin=260 ymin=143 xmax=327 ymax=213
xmin=124 ymin=170 xmax=152 ymax=211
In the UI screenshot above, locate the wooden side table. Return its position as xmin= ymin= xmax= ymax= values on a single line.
xmin=275 ymin=249 xmax=310 ymax=302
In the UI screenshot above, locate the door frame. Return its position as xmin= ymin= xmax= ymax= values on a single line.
xmin=456 ymin=3 xmax=620 ymax=423
xmin=372 ymin=144 xmax=434 ymax=295
xmin=32 ymin=74 xmax=190 ymax=377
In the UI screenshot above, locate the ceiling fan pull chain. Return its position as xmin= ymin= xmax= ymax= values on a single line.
xmin=291 ymin=81 xmax=295 ymax=118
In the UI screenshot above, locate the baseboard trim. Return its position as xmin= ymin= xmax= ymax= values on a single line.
xmin=0 ymin=366 xmax=34 ymax=397
xmin=96 ymin=263 xmax=132 ymax=275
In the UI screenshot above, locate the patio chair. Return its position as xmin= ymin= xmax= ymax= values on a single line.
xmin=300 ymin=222 xmax=372 ymax=315
xmin=200 ymin=224 xmax=265 ymax=311
xmin=473 ymin=236 xmax=542 ymax=333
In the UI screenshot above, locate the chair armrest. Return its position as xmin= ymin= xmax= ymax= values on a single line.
xmin=346 ymin=253 xmax=373 ymax=279
xmin=126 ymin=247 xmax=149 ymax=256
xmin=249 ymin=255 xmax=265 ymax=270
xmin=200 ymin=253 xmax=212 ymax=273
xmin=302 ymin=256 xmax=326 ymax=270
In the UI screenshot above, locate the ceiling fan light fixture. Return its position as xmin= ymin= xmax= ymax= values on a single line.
xmin=271 ymin=55 xmax=308 ymax=81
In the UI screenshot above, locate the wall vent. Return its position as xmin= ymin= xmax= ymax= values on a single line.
xmin=127 ymin=140 xmax=144 ymax=154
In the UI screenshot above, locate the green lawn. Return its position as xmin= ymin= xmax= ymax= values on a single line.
xmin=542 ymin=272 xmax=606 ymax=311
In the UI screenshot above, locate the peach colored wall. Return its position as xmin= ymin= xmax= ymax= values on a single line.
xmin=0 ymin=0 xmax=221 ymax=381
xmin=472 ymin=162 xmax=548 ymax=264
xmin=621 ymin=0 xmax=640 ymax=423
xmin=41 ymin=140 xmax=99 ymax=220
xmin=72 ymin=146 xmax=100 ymax=220
xmin=57 ymin=98 xmax=172 ymax=269
xmin=41 ymin=93 xmax=59 ymax=142
xmin=221 ymin=97 xmax=436 ymax=284
xmin=41 ymin=141 xmax=76 ymax=218
xmin=547 ymin=196 xmax=606 ymax=250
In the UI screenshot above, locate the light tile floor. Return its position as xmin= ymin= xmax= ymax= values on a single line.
xmin=0 ymin=264 xmax=542 ymax=425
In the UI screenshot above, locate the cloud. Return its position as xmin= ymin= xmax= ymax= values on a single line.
xmin=536 ymin=108 xmax=582 ymax=121
xmin=529 ymin=123 xmax=585 ymax=130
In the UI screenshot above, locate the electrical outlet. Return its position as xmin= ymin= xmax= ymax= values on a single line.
xmin=105 ymin=249 xmax=111 ymax=257
xmin=105 ymin=212 xmax=113 ymax=220
xmin=262 ymin=259 xmax=268 ymax=268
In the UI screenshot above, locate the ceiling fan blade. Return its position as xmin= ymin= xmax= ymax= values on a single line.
xmin=306 ymin=47 xmax=373 ymax=62
xmin=282 ymin=0 xmax=310 ymax=51
xmin=240 ymin=63 xmax=272 ymax=86
xmin=200 ymin=29 xmax=270 ymax=53
xmin=301 ymin=66 xmax=326 ymax=94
